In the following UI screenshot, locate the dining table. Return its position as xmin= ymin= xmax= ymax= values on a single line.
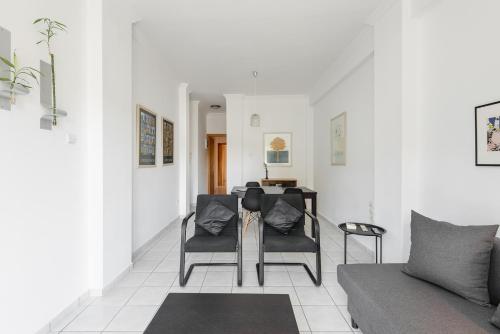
xmin=230 ymin=186 xmax=318 ymax=236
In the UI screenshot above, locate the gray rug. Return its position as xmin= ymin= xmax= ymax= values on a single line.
xmin=144 ymin=293 xmax=299 ymax=334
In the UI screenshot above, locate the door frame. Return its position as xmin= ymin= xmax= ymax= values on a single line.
xmin=207 ymin=134 xmax=227 ymax=194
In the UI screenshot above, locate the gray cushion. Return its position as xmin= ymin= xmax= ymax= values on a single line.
xmin=489 ymin=239 xmax=500 ymax=306
xmin=402 ymin=211 xmax=498 ymax=306
xmin=338 ymin=263 xmax=500 ymax=334
xmin=492 ymin=307 xmax=500 ymax=328
xmin=195 ymin=201 xmax=235 ymax=236
xmin=264 ymin=198 xmax=302 ymax=234
xmin=264 ymin=235 xmax=317 ymax=252
xmin=185 ymin=236 xmax=237 ymax=252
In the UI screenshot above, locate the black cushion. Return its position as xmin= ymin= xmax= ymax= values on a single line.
xmin=185 ymin=235 xmax=237 ymax=252
xmin=264 ymin=235 xmax=317 ymax=252
xmin=195 ymin=195 xmax=238 ymax=237
xmin=195 ymin=201 xmax=235 ymax=236
xmin=490 ymin=238 xmax=500 ymax=306
xmin=264 ymin=198 xmax=302 ymax=234
xmin=402 ymin=211 xmax=499 ymax=306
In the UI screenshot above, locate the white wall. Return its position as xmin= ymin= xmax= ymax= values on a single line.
xmin=132 ymin=26 xmax=180 ymax=252
xmin=244 ymin=95 xmax=310 ymax=185
xmin=101 ymin=0 xmax=133 ymax=288
xmin=206 ymin=111 xmax=226 ymax=134
xmin=0 ymin=1 xmax=88 ymax=333
xmin=198 ymin=108 xmax=209 ymax=196
xmin=313 ymin=57 xmax=375 ymax=251
xmin=225 ymin=95 xmax=310 ymax=190
xmin=415 ymin=0 xmax=500 ymax=229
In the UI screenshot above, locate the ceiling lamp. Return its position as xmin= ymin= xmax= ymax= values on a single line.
xmin=250 ymin=71 xmax=260 ymax=127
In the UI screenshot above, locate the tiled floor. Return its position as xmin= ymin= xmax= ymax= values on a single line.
xmin=53 ymin=216 xmax=372 ymax=333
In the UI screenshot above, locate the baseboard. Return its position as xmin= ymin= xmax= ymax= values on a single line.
xmin=132 ymin=216 xmax=180 ymax=262
xmin=35 ymin=290 xmax=92 ymax=334
xmin=317 ymin=211 xmax=374 ymax=257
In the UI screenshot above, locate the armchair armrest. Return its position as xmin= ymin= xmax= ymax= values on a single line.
xmin=181 ymin=211 xmax=196 ymax=245
xmin=305 ymin=210 xmax=321 ymax=244
xmin=258 ymin=217 xmax=264 ymax=246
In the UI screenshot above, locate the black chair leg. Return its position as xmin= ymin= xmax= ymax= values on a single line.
xmin=315 ymin=248 xmax=322 ymax=286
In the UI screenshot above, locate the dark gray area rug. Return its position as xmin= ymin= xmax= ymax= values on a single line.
xmin=144 ymin=293 xmax=299 ymax=334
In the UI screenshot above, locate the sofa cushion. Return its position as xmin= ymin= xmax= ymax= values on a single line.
xmin=489 ymin=239 xmax=500 ymax=306
xmin=195 ymin=201 xmax=235 ymax=236
xmin=402 ymin=211 xmax=498 ymax=306
xmin=338 ymin=263 xmax=500 ymax=334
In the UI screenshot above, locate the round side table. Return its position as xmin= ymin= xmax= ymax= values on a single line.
xmin=338 ymin=223 xmax=387 ymax=264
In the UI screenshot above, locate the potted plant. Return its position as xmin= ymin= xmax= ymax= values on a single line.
xmin=33 ymin=18 xmax=66 ymax=125
xmin=0 ymin=51 xmax=39 ymax=105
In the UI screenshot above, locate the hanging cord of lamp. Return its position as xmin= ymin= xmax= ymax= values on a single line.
xmin=250 ymin=70 xmax=260 ymax=127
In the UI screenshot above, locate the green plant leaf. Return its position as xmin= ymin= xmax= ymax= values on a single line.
xmin=0 ymin=56 xmax=15 ymax=68
xmin=0 ymin=77 xmax=10 ymax=81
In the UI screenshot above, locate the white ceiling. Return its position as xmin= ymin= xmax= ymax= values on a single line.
xmin=132 ymin=0 xmax=381 ymax=109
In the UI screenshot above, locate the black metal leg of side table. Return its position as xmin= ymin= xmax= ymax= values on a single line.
xmin=375 ymin=237 xmax=378 ymax=264
xmin=380 ymin=236 xmax=383 ymax=264
xmin=344 ymin=232 xmax=347 ymax=264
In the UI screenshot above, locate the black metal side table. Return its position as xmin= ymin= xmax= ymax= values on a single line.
xmin=338 ymin=223 xmax=386 ymax=264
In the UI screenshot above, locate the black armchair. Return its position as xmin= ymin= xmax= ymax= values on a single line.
xmin=257 ymin=194 xmax=321 ymax=286
xmin=180 ymin=194 xmax=242 ymax=286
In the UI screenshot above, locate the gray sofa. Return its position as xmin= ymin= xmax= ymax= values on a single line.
xmin=337 ymin=238 xmax=500 ymax=334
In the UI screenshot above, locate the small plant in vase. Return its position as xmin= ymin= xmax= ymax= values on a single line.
xmin=0 ymin=51 xmax=40 ymax=105
xmin=33 ymin=18 xmax=67 ymax=126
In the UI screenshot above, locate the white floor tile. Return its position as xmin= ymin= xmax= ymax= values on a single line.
xmin=143 ymin=272 xmax=177 ymax=287
xmin=132 ymin=259 xmax=160 ymax=272
xmin=231 ymin=286 xmax=263 ymax=294
xmin=92 ymin=287 xmax=136 ymax=306
xmin=200 ymin=286 xmax=232 ymax=293
xmin=326 ymin=284 xmax=348 ymax=306
xmin=264 ymin=287 xmax=299 ymax=305
xmin=292 ymin=306 xmax=310 ymax=332
xmin=295 ymin=287 xmax=334 ymax=306
xmin=128 ymin=287 xmax=168 ymax=306
xmin=116 ymin=273 xmax=149 ymax=287
xmin=63 ymin=305 xmax=120 ymax=332
xmin=203 ymin=271 xmax=233 ymax=286
xmin=301 ymin=306 xmax=351 ymax=332
xmin=104 ymin=306 xmax=157 ymax=332
xmin=289 ymin=272 xmax=316 ymax=287
xmin=261 ymin=271 xmax=293 ymax=286
xmin=171 ymin=271 xmax=206 ymax=287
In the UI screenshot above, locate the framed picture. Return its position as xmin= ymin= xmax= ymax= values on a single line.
xmin=162 ymin=117 xmax=174 ymax=165
xmin=137 ymin=105 xmax=157 ymax=167
xmin=264 ymin=132 xmax=292 ymax=166
xmin=331 ymin=112 xmax=346 ymax=165
xmin=476 ymin=100 xmax=500 ymax=166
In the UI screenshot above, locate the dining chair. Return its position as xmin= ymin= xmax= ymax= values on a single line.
xmin=180 ymin=194 xmax=242 ymax=286
xmin=241 ymin=187 xmax=265 ymax=233
xmin=257 ymin=194 xmax=321 ymax=286
xmin=245 ymin=181 xmax=261 ymax=187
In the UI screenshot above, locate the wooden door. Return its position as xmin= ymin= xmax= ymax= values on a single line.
xmin=208 ymin=134 xmax=227 ymax=194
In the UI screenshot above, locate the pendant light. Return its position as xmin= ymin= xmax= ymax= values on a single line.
xmin=250 ymin=70 xmax=261 ymax=127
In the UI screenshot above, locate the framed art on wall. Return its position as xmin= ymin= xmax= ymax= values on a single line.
xmin=264 ymin=132 xmax=292 ymax=166
xmin=476 ymin=100 xmax=500 ymax=166
xmin=137 ymin=105 xmax=157 ymax=167
xmin=162 ymin=117 xmax=174 ymax=165
xmin=331 ymin=112 xmax=346 ymax=165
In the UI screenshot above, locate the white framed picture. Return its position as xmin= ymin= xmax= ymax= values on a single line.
xmin=475 ymin=100 xmax=500 ymax=166
xmin=331 ymin=112 xmax=346 ymax=165
xmin=264 ymin=132 xmax=292 ymax=166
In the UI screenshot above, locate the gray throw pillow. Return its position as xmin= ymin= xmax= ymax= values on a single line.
xmin=492 ymin=306 xmax=500 ymax=328
xmin=195 ymin=201 xmax=235 ymax=236
xmin=264 ymin=198 xmax=302 ymax=234
xmin=489 ymin=238 xmax=500 ymax=305
xmin=402 ymin=211 xmax=498 ymax=306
